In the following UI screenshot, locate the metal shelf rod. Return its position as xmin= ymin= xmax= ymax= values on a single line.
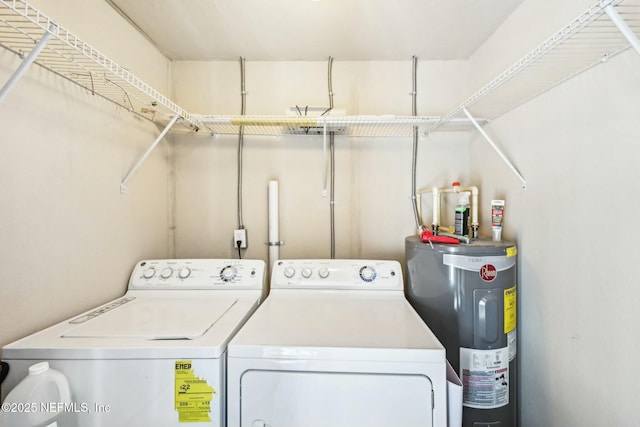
xmin=462 ymin=108 xmax=527 ymax=189
xmin=120 ymin=114 xmax=181 ymax=194
xmin=603 ymin=0 xmax=640 ymax=54
xmin=0 ymin=21 xmax=54 ymax=102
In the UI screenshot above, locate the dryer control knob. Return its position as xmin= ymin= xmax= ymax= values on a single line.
xmin=359 ymin=266 xmax=377 ymax=282
xmin=220 ymin=265 xmax=237 ymax=282
xmin=161 ymin=267 xmax=173 ymax=279
xmin=178 ymin=267 xmax=191 ymax=279
xmin=284 ymin=266 xmax=296 ymax=278
xmin=318 ymin=267 xmax=330 ymax=279
xmin=142 ymin=267 xmax=156 ymax=279
xmin=301 ymin=267 xmax=313 ymax=278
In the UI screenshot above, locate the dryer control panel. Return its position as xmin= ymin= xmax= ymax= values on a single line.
xmin=271 ymin=259 xmax=403 ymax=291
xmin=129 ymin=259 xmax=266 ymax=290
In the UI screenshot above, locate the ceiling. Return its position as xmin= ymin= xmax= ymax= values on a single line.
xmin=105 ymin=0 xmax=525 ymax=61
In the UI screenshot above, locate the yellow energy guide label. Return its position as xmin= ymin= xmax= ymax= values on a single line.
xmin=175 ymin=360 xmax=215 ymax=423
xmin=503 ymin=286 xmax=517 ymax=334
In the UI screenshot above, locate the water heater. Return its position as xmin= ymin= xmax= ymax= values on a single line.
xmin=405 ymin=236 xmax=517 ymax=427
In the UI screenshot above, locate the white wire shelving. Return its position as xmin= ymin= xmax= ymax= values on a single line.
xmin=0 ymin=0 xmax=200 ymax=131
xmin=197 ymin=115 xmax=451 ymax=138
xmin=426 ymin=0 xmax=640 ymax=133
xmin=2 ymin=0 xmax=640 ymax=190
xmin=2 ymin=0 xmax=637 ymax=138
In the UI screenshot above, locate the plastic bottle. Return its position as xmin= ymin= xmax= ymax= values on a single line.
xmin=491 ymin=199 xmax=505 ymax=241
xmin=454 ymin=192 xmax=470 ymax=237
xmin=0 ymin=362 xmax=74 ymax=427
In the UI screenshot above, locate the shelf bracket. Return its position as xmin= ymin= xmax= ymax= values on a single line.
xmin=120 ymin=114 xmax=181 ymax=194
xmin=462 ymin=108 xmax=527 ymax=189
xmin=0 ymin=23 xmax=57 ymax=103
xmin=602 ymin=1 xmax=640 ymax=57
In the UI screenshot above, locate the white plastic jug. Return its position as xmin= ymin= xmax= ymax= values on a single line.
xmin=0 ymin=362 xmax=73 ymax=427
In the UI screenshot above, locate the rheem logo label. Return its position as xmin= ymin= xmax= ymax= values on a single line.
xmin=480 ymin=264 xmax=497 ymax=282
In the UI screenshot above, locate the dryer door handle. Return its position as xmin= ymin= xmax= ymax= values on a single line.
xmin=252 ymin=420 xmax=269 ymax=427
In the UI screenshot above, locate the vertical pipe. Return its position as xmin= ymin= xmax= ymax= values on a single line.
xmin=410 ymin=56 xmax=422 ymax=232
xmin=330 ymin=133 xmax=335 ymax=259
xmin=237 ymin=57 xmax=246 ymax=229
xmin=0 ymin=24 xmax=56 ymax=103
xmin=327 ymin=56 xmax=336 ymax=259
xmin=268 ymin=180 xmax=280 ymax=274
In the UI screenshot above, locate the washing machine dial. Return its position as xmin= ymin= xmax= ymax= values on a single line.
xmin=284 ymin=266 xmax=296 ymax=278
xmin=318 ymin=267 xmax=330 ymax=279
xmin=301 ymin=267 xmax=313 ymax=279
xmin=178 ymin=267 xmax=191 ymax=279
xmin=220 ymin=265 xmax=237 ymax=282
xmin=142 ymin=267 xmax=156 ymax=279
xmin=160 ymin=267 xmax=174 ymax=279
xmin=359 ymin=266 xmax=377 ymax=282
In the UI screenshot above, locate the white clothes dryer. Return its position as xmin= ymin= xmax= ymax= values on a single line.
xmin=227 ymin=259 xmax=447 ymax=427
xmin=1 ymin=259 xmax=266 ymax=427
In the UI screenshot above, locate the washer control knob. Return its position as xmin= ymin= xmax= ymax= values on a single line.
xmin=359 ymin=266 xmax=377 ymax=282
xmin=178 ymin=267 xmax=191 ymax=279
xmin=161 ymin=267 xmax=173 ymax=279
xmin=301 ymin=267 xmax=313 ymax=279
xmin=318 ymin=267 xmax=330 ymax=279
xmin=220 ymin=265 xmax=237 ymax=282
xmin=142 ymin=267 xmax=156 ymax=279
xmin=284 ymin=267 xmax=296 ymax=278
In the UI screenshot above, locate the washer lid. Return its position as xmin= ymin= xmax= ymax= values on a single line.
xmin=228 ymin=291 xmax=445 ymax=363
xmin=62 ymin=297 xmax=237 ymax=340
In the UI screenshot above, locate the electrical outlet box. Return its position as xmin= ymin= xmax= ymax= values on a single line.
xmin=234 ymin=229 xmax=247 ymax=249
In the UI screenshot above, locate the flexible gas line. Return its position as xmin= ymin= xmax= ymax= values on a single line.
xmin=237 ymin=57 xmax=246 ymax=230
xmin=236 ymin=57 xmax=246 ymax=258
xmin=410 ymin=56 xmax=423 ymax=232
xmin=327 ymin=56 xmax=336 ymax=259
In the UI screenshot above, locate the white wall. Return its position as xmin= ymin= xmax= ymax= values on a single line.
xmin=468 ymin=0 xmax=640 ymax=425
xmin=0 ymin=0 xmax=171 ymax=348
xmin=171 ymin=60 xmax=471 ymax=263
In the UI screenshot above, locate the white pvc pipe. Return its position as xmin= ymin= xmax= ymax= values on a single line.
xmin=432 ymin=187 xmax=440 ymax=230
xmin=268 ymin=180 xmax=280 ymax=273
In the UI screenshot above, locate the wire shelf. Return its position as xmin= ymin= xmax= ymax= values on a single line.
xmin=427 ymin=0 xmax=640 ymax=132
xmin=197 ymin=115 xmax=454 ymax=137
xmin=2 ymin=0 xmax=640 ymax=139
xmin=0 ymin=0 xmax=200 ymax=131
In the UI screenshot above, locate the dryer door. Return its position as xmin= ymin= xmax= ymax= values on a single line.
xmin=240 ymin=369 xmax=434 ymax=427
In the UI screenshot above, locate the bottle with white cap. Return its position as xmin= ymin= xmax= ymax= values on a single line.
xmin=0 ymin=362 xmax=75 ymax=427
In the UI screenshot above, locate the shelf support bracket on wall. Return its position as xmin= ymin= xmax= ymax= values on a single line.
xmin=602 ymin=0 xmax=640 ymax=57
xmin=462 ymin=108 xmax=527 ymax=189
xmin=120 ymin=114 xmax=181 ymax=194
xmin=0 ymin=23 xmax=57 ymax=103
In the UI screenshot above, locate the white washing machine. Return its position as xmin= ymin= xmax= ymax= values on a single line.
xmin=1 ymin=259 xmax=266 ymax=427
xmin=227 ymin=259 xmax=447 ymax=427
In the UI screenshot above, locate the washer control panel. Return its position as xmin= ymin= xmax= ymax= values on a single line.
xmin=272 ymin=259 xmax=403 ymax=290
xmin=129 ymin=259 xmax=266 ymax=290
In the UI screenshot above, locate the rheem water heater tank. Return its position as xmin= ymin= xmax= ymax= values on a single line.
xmin=405 ymin=236 xmax=517 ymax=427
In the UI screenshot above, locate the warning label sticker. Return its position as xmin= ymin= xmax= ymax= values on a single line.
xmin=460 ymin=347 xmax=509 ymax=409
xmin=175 ymin=360 xmax=215 ymax=423
xmin=504 ymin=286 xmax=517 ymax=333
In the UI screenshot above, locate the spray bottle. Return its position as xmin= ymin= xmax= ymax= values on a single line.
xmin=454 ymin=191 xmax=470 ymax=237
